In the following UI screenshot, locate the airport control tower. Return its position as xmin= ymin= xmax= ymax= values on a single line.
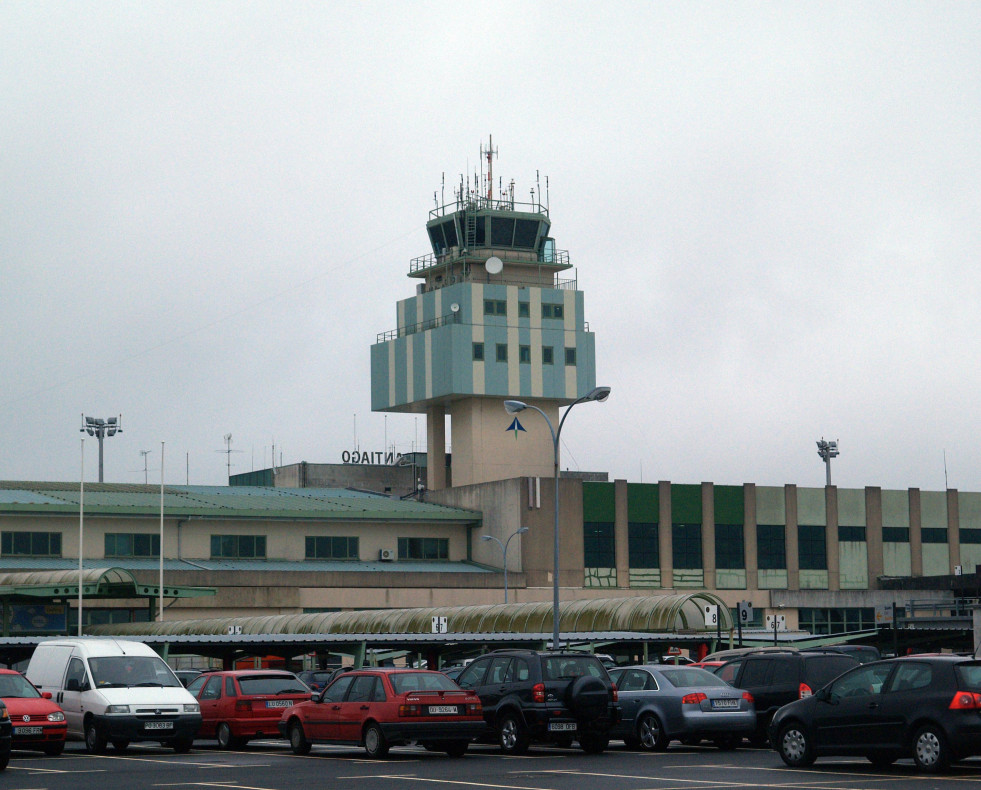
xmin=370 ymin=141 xmax=597 ymax=489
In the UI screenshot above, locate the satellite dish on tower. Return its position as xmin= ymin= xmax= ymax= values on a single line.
xmin=450 ymin=303 xmax=460 ymax=313
xmin=485 ymin=256 xmax=503 ymax=275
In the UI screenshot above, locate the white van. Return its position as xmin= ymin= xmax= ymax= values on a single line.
xmin=26 ymin=639 xmax=201 ymax=753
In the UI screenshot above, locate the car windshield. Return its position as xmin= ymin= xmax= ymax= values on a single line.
xmin=89 ymin=656 xmax=181 ymax=688
xmin=0 ymin=673 xmax=41 ymax=698
xmin=389 ymin=672 xmax=459 ymax=694
xmin=543 ymin=656 xmax=605 ymax=680
xmin=661 ymin=668 xmax=730 ymax=688
xmin=238 ymin=675 xmax=309 ymax=695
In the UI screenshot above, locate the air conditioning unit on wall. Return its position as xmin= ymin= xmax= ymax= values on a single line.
xmin=379 ymin=548 xmax=396 ymax=562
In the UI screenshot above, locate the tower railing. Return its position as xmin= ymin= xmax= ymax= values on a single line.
xmin=375 ymin=310 xmax=462 ymax=343
xmin=410 ymin=248 xmax=571 ymax=275
xmin=429 ymin=195 xmax=548 ymax=220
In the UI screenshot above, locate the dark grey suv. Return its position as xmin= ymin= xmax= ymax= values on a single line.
xmin=718 ymin=649 xmax=858 ymax=745
xmin=455 ymin=650 xmax=621 ymax=754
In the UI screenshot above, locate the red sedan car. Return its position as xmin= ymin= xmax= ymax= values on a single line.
xmin=0 ymin=670 xmax=66 ymax=755
xmin=278 ymin=668 xmax=484 ymax=758
xmin=186 ymin=670 xmax=312 ymax=749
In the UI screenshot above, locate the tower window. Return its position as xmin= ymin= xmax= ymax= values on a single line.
xmin=565 ymin=347 xmax=576 ymax=365
xmin=519 ymin=345 xmax=531 ymax=363
xmin=496 ymin=344 xmax=508 ymax=362
xmin=472 ymin=342 xmax=484 ymax=361
xmin=542 ymin=346 xmax=554 ymax=365
xmin=542 ymin=303 xmax=564 ymax=319
xmin=484 ymin=299 xmax=506 ymax=316
xmin=518 ymin=301 xmax=530 ymax=318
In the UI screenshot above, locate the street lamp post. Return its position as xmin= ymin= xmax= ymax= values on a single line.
xmin=504 ymin=386 xmax=611 ymax=650
xmin=80 ymin=415 xmax=123 ymax=483
xmin=482 ymin=528 xmax=529 ymax=603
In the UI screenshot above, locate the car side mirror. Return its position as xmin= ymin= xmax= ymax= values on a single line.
xmin=41 ymin=692 xmax=52 ymax=700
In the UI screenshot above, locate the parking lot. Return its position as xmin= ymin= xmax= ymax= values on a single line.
xmin=9 ymin=739 xmax=981 ymax=790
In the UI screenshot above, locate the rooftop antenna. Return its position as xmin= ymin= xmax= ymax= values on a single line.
xmin=217 ymin=433 xmax=242 ymax=480
xmin=481 ymin=136 xmax=498 ymax=200
xmin=441 ymin=172 xmax=445 ymax=209
xmin=139 ymin=449 xmax=152 ymax=485
xmin=546 ymin=175 xmax=550 ymax=212
xmin=536 ymin=170 xmax=540 ymax=208
xmin=944 ymin=449 xmax=949 ymax=489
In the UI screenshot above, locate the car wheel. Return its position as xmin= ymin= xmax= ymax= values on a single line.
xmin=637 ymin=712 xmax=669 ymax=752
xmin=579 ymin=731 xmax=610 ymax=754
xmin=172 ymin=738 xmax=193 ymax=753
xmin=289 ymin=721 xmax=311 ymax=755
xmin=216 ymin=722 xmax=234 ymax=750
xmin=363 ymin=723 xmax=389 ymax=759
xmin=444 ymin=740 xmax=469 ymax=758
xmin=912 ymin=724 xmax=951 ymax=773
xmin=776 ymin=722 xmax=815 ymax=768
xmin=498 ymin=713 xmax=530 ymax=755
xmin=85 ymin=719 xmax=108 ymax=754
xmin=111 ymin=739 xmax=130 ymax=751
xmin=42 ymin=742 xmax=65 ymax=756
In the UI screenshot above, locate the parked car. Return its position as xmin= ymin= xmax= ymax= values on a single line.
xmin=0 ymin=669 xmax=67 ymax=755
xmin=770 ymin=654 xmax=981 ymax=772
xmin=718 ymin=649 xmax=858 ymax=745
xmin=801 ymin=644 xmax=881 ymax=664
xmin=454 ymin=649 xmax=620 ymax=754
xmin=0 ymin=701 xmax=10 ymax=770
xmin=296 ymin=669 xmax=338 ymax=692
xmin=279 ymin=668 xmax=483 ymax=758
xmin=186 ymin=670 xmax=311 ymax=749
xmin=173 ymin=670 xmax=204 ymax=688
xmin=608 ymin=664 xmax=755 ymax=751
xmin=440 ymin=665 xmax=466 ymax=682
xmin=690 ymin=660 xmax=726 ymax=674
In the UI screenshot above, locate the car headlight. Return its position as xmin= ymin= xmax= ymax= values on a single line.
xmin=0 ymin=708 xmax=7 ymax=720
xmin=105 ymin=705 xmax=130 ymax=714
xmin=183 ymin=703 xmax=200 ymax=714
xmin=47 ymin=711 xmax=66 ymax=722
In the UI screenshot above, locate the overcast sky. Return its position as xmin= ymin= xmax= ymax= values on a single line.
xmin=3 ymin=2 xmax=979 ymax=493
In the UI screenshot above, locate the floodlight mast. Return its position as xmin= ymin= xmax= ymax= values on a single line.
xmin=816 ymin=438 xmax=839 ymax=486
xmin=80 ymin=414 xmax=123 ymax=483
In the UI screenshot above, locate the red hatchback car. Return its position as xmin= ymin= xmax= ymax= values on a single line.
xmin=0 ymin=670 xmax=67 ymax=755
xmin=186 ymin=670 xmax=312 ymax=749
xmin=278 ymin=668 xmax=484 ymax=758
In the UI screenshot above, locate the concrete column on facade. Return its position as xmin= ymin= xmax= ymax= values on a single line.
xmin=866 ymin=487 xmax=884 ymax=586
xmin=614 ymin=479 xmax=629 ymax=588
xmin=949 ymin=488 xmax=961 ymax=574
xmin=426 ymin=404 xmax=446 ymax=491
xmin=743 ymin=483 xmax=758 ymax=590
xmin=909 ymin=488 xmax=923 ymax=577
xmin=785 ymin=485 xmax=800 ymax=591
xmin=702 ymin=482 xmax=715 ymax=590
xmin=825 ymin=485 xmax=840 ymax=592
xmin=659 ymin=480 xmax=673 ymax=589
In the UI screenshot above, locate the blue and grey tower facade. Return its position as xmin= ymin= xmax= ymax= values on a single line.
xmin=371 ymin=158 xmax=597 ymax=489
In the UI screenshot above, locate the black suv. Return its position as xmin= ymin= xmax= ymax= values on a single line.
xmin=455 ymin=650 xmax=621 ymax=754
xmin=718 ymin=649 xmax=858 ymax=745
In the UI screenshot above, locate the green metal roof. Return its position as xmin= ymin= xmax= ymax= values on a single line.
xmin=0 ymin=482 xmax=480 ymax=523
xmin=87 ymin=592 xmax=734 ymax=638
xmin=0 ymin=567 xmax=214 ymax=601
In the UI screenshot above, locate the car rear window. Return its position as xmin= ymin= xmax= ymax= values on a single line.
xmin=954 ymin=662 xmax=981 ymax=690
xmin=389 ymin=672 xmax=460 ymax=694
xmin=660 ymin=668 xmax=729 ymax=688
xmin=237 ymin=675 xmax=308 ymax=695
xmin=804 ymin=655 xmax=859 ymax=688
xmin=543 ymin=656 xmax=606 ymax=680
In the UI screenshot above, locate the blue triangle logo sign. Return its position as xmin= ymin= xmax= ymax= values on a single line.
xmin=506 ymin=417 xmax=526 ymax=438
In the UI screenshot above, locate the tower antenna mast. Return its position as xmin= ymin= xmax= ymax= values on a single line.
xmin=481 ymin=136 xmax=498 ymax=200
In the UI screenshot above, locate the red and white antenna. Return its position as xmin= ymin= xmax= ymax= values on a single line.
xmin=481 ymin=136 xmax=498 ymax=200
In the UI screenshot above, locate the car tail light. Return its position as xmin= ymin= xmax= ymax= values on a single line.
xmin=949 ymin=691 xmax=981 ymax=710
xmin=742 ymin=691 xmax=754 ymax=704
xmin=399 ymin=703 xmax=422 ymax=717
xmin=681 ymin=692 xmax=707 ymax=705
xmin=611 ymin=683 xmax=618 ymax=703
xmin=532 ymin=683 xmax=546 ymax=703
xmin=799 ymin=683 xmax=813 ymax=699
xmin=235 ymin=700 xmax=252 ymax=712
xmin=467 ymin=702 xmax=482 ymax=714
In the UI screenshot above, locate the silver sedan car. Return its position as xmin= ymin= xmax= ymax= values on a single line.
xmin=609 ymin=664 xmax=756 ymax=750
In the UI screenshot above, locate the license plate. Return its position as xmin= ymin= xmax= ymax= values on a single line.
xmin=266 ymin=700 xmax=294 ymax=708
xmin=548 ymin=722 xmax=577 ymax=732
xmin=144 ymin=721 xmax=174 ymax=730
xmin=14 ymin=726 xmax=43 ymax=735
xmin=428 ymin=705 xmax=458 ymax=715
xmin=712 ymin=699 xmax=739 ymax=709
